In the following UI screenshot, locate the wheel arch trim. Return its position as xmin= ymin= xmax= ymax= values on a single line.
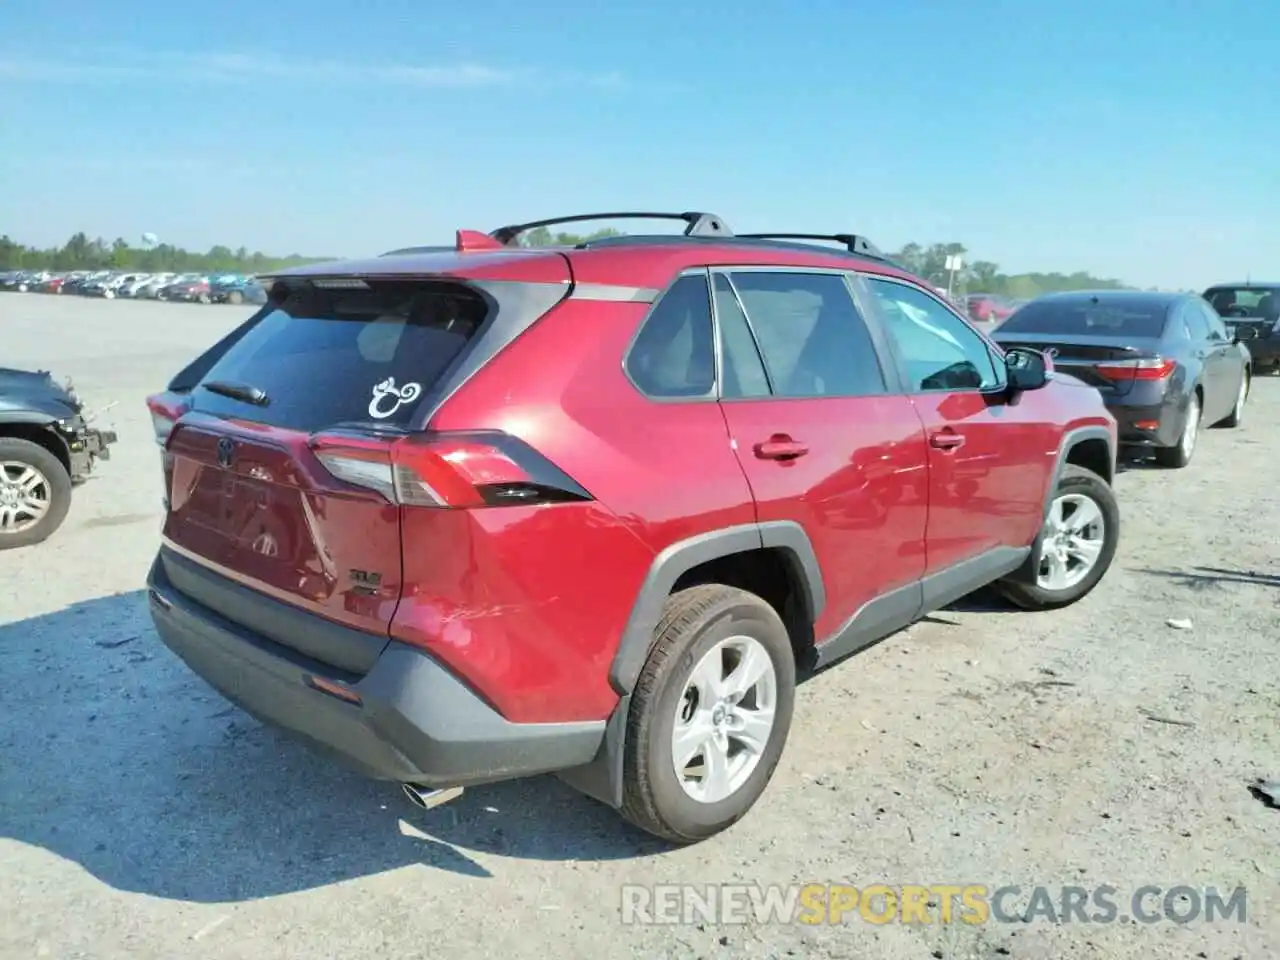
xmin=607 ymin=521 xmax=825 ymax=698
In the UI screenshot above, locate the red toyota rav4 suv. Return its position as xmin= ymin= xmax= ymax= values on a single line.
xmin=145 ymin=212 xmax=1120 ymax=843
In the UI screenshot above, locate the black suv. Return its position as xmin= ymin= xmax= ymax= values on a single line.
xmin=1204 ymin=283 xmax=1280 ymax=373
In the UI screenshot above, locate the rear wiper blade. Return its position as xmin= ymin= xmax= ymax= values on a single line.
xmin=320 ymin=420 xmax=410 ymax=436
xmin=202 ymin=380 xmax=270 ymax=406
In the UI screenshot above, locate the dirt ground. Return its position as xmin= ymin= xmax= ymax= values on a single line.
xmin=1 ymin=295 xmax=1277 ymax=959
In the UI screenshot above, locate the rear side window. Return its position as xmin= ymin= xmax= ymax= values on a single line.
xmin=625 ymin=274 xmax=715 ymax=398
xmin=193 ymin=279 xmax=488 ymax=432
xmin=714 ymin=273 xmax=771 ymax=399
xmin=727 ymin=271 xmax=887 ymax=398
xmin=1181 ymin=300 xmax=1211 ymax=340
xmin=997 ymin=300 xmax=1169 ymax=338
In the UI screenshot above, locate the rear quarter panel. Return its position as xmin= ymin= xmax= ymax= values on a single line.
xmin=396 ymin=296 xmax=757 ymax=724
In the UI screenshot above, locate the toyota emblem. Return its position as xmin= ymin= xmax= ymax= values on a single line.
xmin=216 ymin=437 xmax=235 ymax=468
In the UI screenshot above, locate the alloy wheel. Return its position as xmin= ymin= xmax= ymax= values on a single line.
xmin=0 ymin=461 xmax=52 ymax=534
xmin=1037 ymin=493 xmax=1106 ymax=591
xmin=671 ymin=635 xmax=778 ymax=804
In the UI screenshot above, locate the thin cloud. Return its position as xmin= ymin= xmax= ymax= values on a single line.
xmin=0 ymin=50 xmax=581 ymax=89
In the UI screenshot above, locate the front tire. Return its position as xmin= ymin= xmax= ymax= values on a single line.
xmin=1154 ymin=392 xmax=1200 ymax=468
xmin=620 ymin=585 xmax=796 ymax=844
xmin=0 ymin=438 xmax=73 ymax=550
xmin=997 ymin=463 xmax=1120 ymax=611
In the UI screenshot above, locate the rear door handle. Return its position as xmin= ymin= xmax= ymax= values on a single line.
xmin=754 ymin=436 xmax=809 ymax=461
xmin=930 ymin=431 xmax=965 ymax=450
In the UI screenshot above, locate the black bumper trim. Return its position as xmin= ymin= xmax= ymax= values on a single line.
xmin=146 ymin=555 xmax=606 ymax=788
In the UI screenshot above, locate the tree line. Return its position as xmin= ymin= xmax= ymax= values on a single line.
xmin=2 ymin=229 xmax=1130 ymax=297
xmin=0 ymin=233 xmax=328 ymax=274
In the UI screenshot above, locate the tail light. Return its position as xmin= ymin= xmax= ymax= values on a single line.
xmin=145 ymin=393 xmax=189 ymax=446
xmin=145 ymin=392 xmax=190 ymax=510
xmin=1094 ymin=357 xmax=1176 ymax=383
xmin=309 ymin=430 xmax=592 ymax=508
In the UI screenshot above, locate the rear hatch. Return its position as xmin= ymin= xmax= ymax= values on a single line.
xmin=151 ymin=267 xmax=568 ymax=674
xmin=992 ymin=333 xmax=1159 ymax=394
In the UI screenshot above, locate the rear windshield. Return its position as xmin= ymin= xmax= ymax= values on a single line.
xmin=1204 ymin=287 xmax=1280 ymax=320
xmin=998 ymin=300 xmax=1169 ymax=338
xmin=193 ymin=279 xmax=488 ymax=432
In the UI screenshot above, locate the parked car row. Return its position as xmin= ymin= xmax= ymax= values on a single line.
xmin=990 ymin=284 xmax=1271 ymax=468
xmin=0 ymin=269 xmax=268 ymax=305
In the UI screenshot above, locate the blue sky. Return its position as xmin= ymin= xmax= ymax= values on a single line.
xmin=1 ymin=0 xmax=1275 ymax=288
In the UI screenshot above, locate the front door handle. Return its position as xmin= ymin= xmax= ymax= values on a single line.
xmin=754 ymin=435 xmax=809 ymax=461
xmin=930 ymin=431 xmax=965 ymax=450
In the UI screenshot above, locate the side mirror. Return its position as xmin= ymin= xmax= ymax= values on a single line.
xmin=1005 ymin=347 xmax=1050 ymax=392
xmin=1233 ymin=325 xmax=1259 ymax=343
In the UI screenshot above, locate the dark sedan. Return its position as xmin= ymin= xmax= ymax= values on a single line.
xmin=1203 ymin=282 xmax=1280 ymax=375
xmin=993 ymin=290 xmax=1254 ymax=468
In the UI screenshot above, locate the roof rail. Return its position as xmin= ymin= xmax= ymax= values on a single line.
xmin=737 ymin=233 xmax=887 ymax=258
xmin=379 ymin=245 xmax=456 ymax=257
xmin=489 ymin=211 xmax=733 ymax=245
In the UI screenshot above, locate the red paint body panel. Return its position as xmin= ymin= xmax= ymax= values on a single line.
xmin=163 ymin=413 xmax=404 ymax=632
xmin=563 ymin=244 xmax=918 ymax=291
xmin=720 ymin=396 xmax=930 ymax=640
xmin=417 ymin=298 xmax=757 ymax=721
xmin=393 ymin=502 xmax=655 ymax=723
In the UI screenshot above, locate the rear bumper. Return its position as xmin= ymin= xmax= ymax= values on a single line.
xmin=146 ymin=553 xmax=606 ymax=788
xmin=1108 ymin=400 xmax=1180 ymax=447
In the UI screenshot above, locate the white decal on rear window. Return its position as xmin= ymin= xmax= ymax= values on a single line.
xmin=368 ymin=377 xmax=423 ymax=420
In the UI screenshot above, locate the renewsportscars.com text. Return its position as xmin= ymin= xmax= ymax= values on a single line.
xmin=620 ymin=883 xmax=1248 ymax=926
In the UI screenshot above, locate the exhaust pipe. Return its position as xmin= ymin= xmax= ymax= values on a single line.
xmin=402 ymin=783 xmax=465 ymax=811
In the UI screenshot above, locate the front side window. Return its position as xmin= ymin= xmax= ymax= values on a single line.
xmin=865 ymin=277 xmax=1000 ymax=392
xmin=1193 ymin=299 xmax=1230 ymax=340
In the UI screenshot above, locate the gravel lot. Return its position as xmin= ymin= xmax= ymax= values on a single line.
xmin=2 ymin=295 xmax=1277 ymax=960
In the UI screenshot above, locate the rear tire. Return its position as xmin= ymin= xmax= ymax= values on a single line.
xmin=1155 ymin=392 xmax=1200 ymax=468
xmin=620 ymin=585 xmax=796 ymax=844
xmin=0 ymin=438 xmax=73 ymax=550
xmin=997 ymin=464 xmax=1119 ymax=611
xmin=1216 ymin=371 xmax=1249 ymax=428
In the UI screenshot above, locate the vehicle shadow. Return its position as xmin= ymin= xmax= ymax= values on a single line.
xmin=0 ymin=592 xmax=667 ymax=904
xmin=1134 ymin=565 xmax=1280 ymax=589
